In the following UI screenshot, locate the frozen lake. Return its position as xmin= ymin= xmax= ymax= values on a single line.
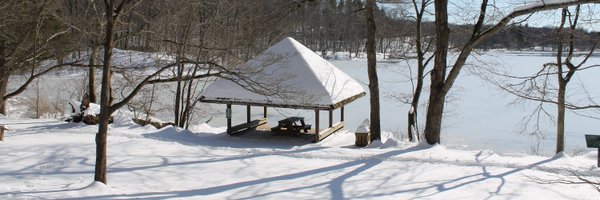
xmin=207 ymin=51 xmax=600 ymax=156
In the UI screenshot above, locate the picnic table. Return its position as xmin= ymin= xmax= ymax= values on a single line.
xmin=271 ymin=117 xmax=311 ymax=134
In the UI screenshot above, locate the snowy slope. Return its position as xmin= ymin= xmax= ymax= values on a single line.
xmin=1 ymin=118 xmax=598 ymax=199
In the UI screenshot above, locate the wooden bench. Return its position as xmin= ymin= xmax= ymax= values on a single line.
xmin=314 ymin=122 xmax=344 ymax=143
xmin=0 ymin=125 xmax=8 ymax=141
xmin=228 ymin=118 xmax=267 ymax=135
xmin=271 ymin=117 xmax=311 ymax=134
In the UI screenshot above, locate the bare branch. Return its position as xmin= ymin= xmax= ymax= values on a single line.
xmin=471 ymin=0 xmax=488 ymax=38
xmin=527 ymin=168 xmax=600 ymax=192
xmin=4 ymin=62 xmax=86 ymax=100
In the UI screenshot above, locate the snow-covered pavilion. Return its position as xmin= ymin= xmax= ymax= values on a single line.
xmin=200 ymin=37 xmax=365 ymax=142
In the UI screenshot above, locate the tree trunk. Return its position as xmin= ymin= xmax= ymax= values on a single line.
xmin=0 ymin=40 xmax=7 ymax=115
xmin=88 ymin=46 xmax=99 ymax=103
xmin=408 ymin=52 xmax=425 ymax=142
xmin=174 ymin=62 xmax=182 ymax=126
xmin=408 ymin=74 xmax=422 ymax=141
xmin=408 ymin=0 xmax=427 ymax=142
xmin=94 ymin=113 xmax=109 ymax=183
xmin=181 ymin=66 xmax=198 ymax=129
xmin=424 ymin=90 xmax=444 ymax=144
xmin=366 ymin=0 xmax=380 ymax=141
xmin=554 ymin=8 xmax=568 ymax=154
xmin=424 ymin=0 xmax=449 ymax=145
xmin=0 ymin=77 xmax=7 ymax=115
xmin=95 ymin=0 xmax=117 ymax=185
xmin=557 ymin=80 xmax=566 ymax=153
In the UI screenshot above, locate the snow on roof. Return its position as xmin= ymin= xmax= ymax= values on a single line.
xmin=200 ymin=37 xmax=365 ymax=110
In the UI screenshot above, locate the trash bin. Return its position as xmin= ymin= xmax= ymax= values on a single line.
xmin=355 ymin=119 xmax=370 ymax=147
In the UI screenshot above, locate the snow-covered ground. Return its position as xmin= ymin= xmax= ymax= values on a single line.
xmin=1 ymin=115 xmax=598 ymax=199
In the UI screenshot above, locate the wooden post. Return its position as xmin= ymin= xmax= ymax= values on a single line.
xmin=315 ymin=110 xmax=320 ymax=134
xmin=598 ymin=148 xmax=600 ymax=167
xmin=329 ymin=110 xmax=333 ymax=128
xmin=0 ymin=125 xmax=5 ymax=141
xmin=226 ymin=104 xmax=232 ymax=134
xmin=341 ymin=107 xmax=344 ymax=122
xmin=246 ymin=105 xmax=251 ymax=123
xmin=263 ymin=106 xmax=268 ymax=119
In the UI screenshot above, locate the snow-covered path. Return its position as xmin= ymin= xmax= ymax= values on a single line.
xmin=1 ymin=118 xmax=598 ymax=199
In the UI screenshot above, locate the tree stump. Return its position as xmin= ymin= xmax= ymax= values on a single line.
xmin=0 ymin=125 xmax=8 ymax=141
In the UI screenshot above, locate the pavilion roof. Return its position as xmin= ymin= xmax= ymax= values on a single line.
xmin=200 ymin=37 xmax=365 ymax=110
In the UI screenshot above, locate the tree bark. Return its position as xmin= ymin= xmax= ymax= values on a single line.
xmin=555 ymin=7 xmax=570 ymax=154
xmin=174 ymin=62 xmax=183 ymax=126
xmin=424 ymin=0 xmax=449 ymax=145
xmin=88 ymin=46 xmax=99 ymax=103
xmin=0 ymin=40 xmax=7 ymax=115
xmin=557 ymin=80 xmax=566 ymax=153
xmin=181 ymin=66 xmax=198 ymax=129
xmin=0 ymin=77 xmax=7 ymax=115
xmin=94 ymin=113 xmax=109 ymax=183
xmin=366 ymin=0 xmax=380 ymax=141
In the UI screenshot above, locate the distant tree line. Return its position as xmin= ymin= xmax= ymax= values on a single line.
xmin=470 ymin=24 xmax=600 ymax=51
xmin=63 ymin=0 xmax=600 ymax=58
xmin=276 ymin=1 xmax=600 ymax=58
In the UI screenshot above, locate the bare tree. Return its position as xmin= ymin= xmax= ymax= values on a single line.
xmin=60 ymin=0 xmax=106 ymax=103
xmin=424 ymin=0 xmax=600 ymax=145
xmin=0 ymin=0 xmax=80 ymax=115
xmin=480 ymin=5 xmax=600 ymax=154
xmin=406 ymin=0 xmax=434 ymax=142
xmin=95 ymin=0 xmax=131 ymax=184
xmin=551 ymin=6 xmax=600 ymax=153
xmin=94 ymin=1 xmax=208 ymax=183
xmin=80 ymin=1 xmax=105 ymax=104
xmin=366 ymin=0 xmax=381 ymax=141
